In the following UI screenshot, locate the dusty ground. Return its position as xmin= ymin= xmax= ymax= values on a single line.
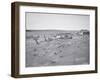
xmin=26 ymin=30 xmax=89 ymax=67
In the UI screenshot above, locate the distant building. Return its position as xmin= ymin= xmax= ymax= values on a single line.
xmin=55 ymin=33 xmax=72 ymax=39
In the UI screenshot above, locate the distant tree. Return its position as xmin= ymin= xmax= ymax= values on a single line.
xmin=80 ymin=29 xmax=90 ymax=35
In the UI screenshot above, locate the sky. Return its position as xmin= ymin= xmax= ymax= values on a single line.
xmin=26 ymin=12 xmax=90 ymax=30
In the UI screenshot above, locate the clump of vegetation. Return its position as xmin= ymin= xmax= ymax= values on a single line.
xmin=32 ymin=35 xmax=40 ymax=44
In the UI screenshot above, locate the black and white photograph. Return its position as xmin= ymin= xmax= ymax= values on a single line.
xmin=26 ymin=12 xmax=90 ymax=67
xmin=11 ymin=2 xmax=97 ymax=78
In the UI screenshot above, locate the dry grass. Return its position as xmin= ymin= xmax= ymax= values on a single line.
xmin=26 ymin=30 xmax=89 ymax=67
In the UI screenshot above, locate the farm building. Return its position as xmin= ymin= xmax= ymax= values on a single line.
xmin=55 ymin=33 xmax=73 ymax=39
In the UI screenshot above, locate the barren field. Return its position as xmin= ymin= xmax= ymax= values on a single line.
xmin=26 ymin=30 xmax=90 ymax=67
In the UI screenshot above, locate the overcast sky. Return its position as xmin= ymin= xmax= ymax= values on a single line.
xmin=26 ymin=12 xmax=90 ymax=30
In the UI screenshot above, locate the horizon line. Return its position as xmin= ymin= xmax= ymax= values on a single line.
xmin=26 ymin=29 xmax=89 ymax=31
